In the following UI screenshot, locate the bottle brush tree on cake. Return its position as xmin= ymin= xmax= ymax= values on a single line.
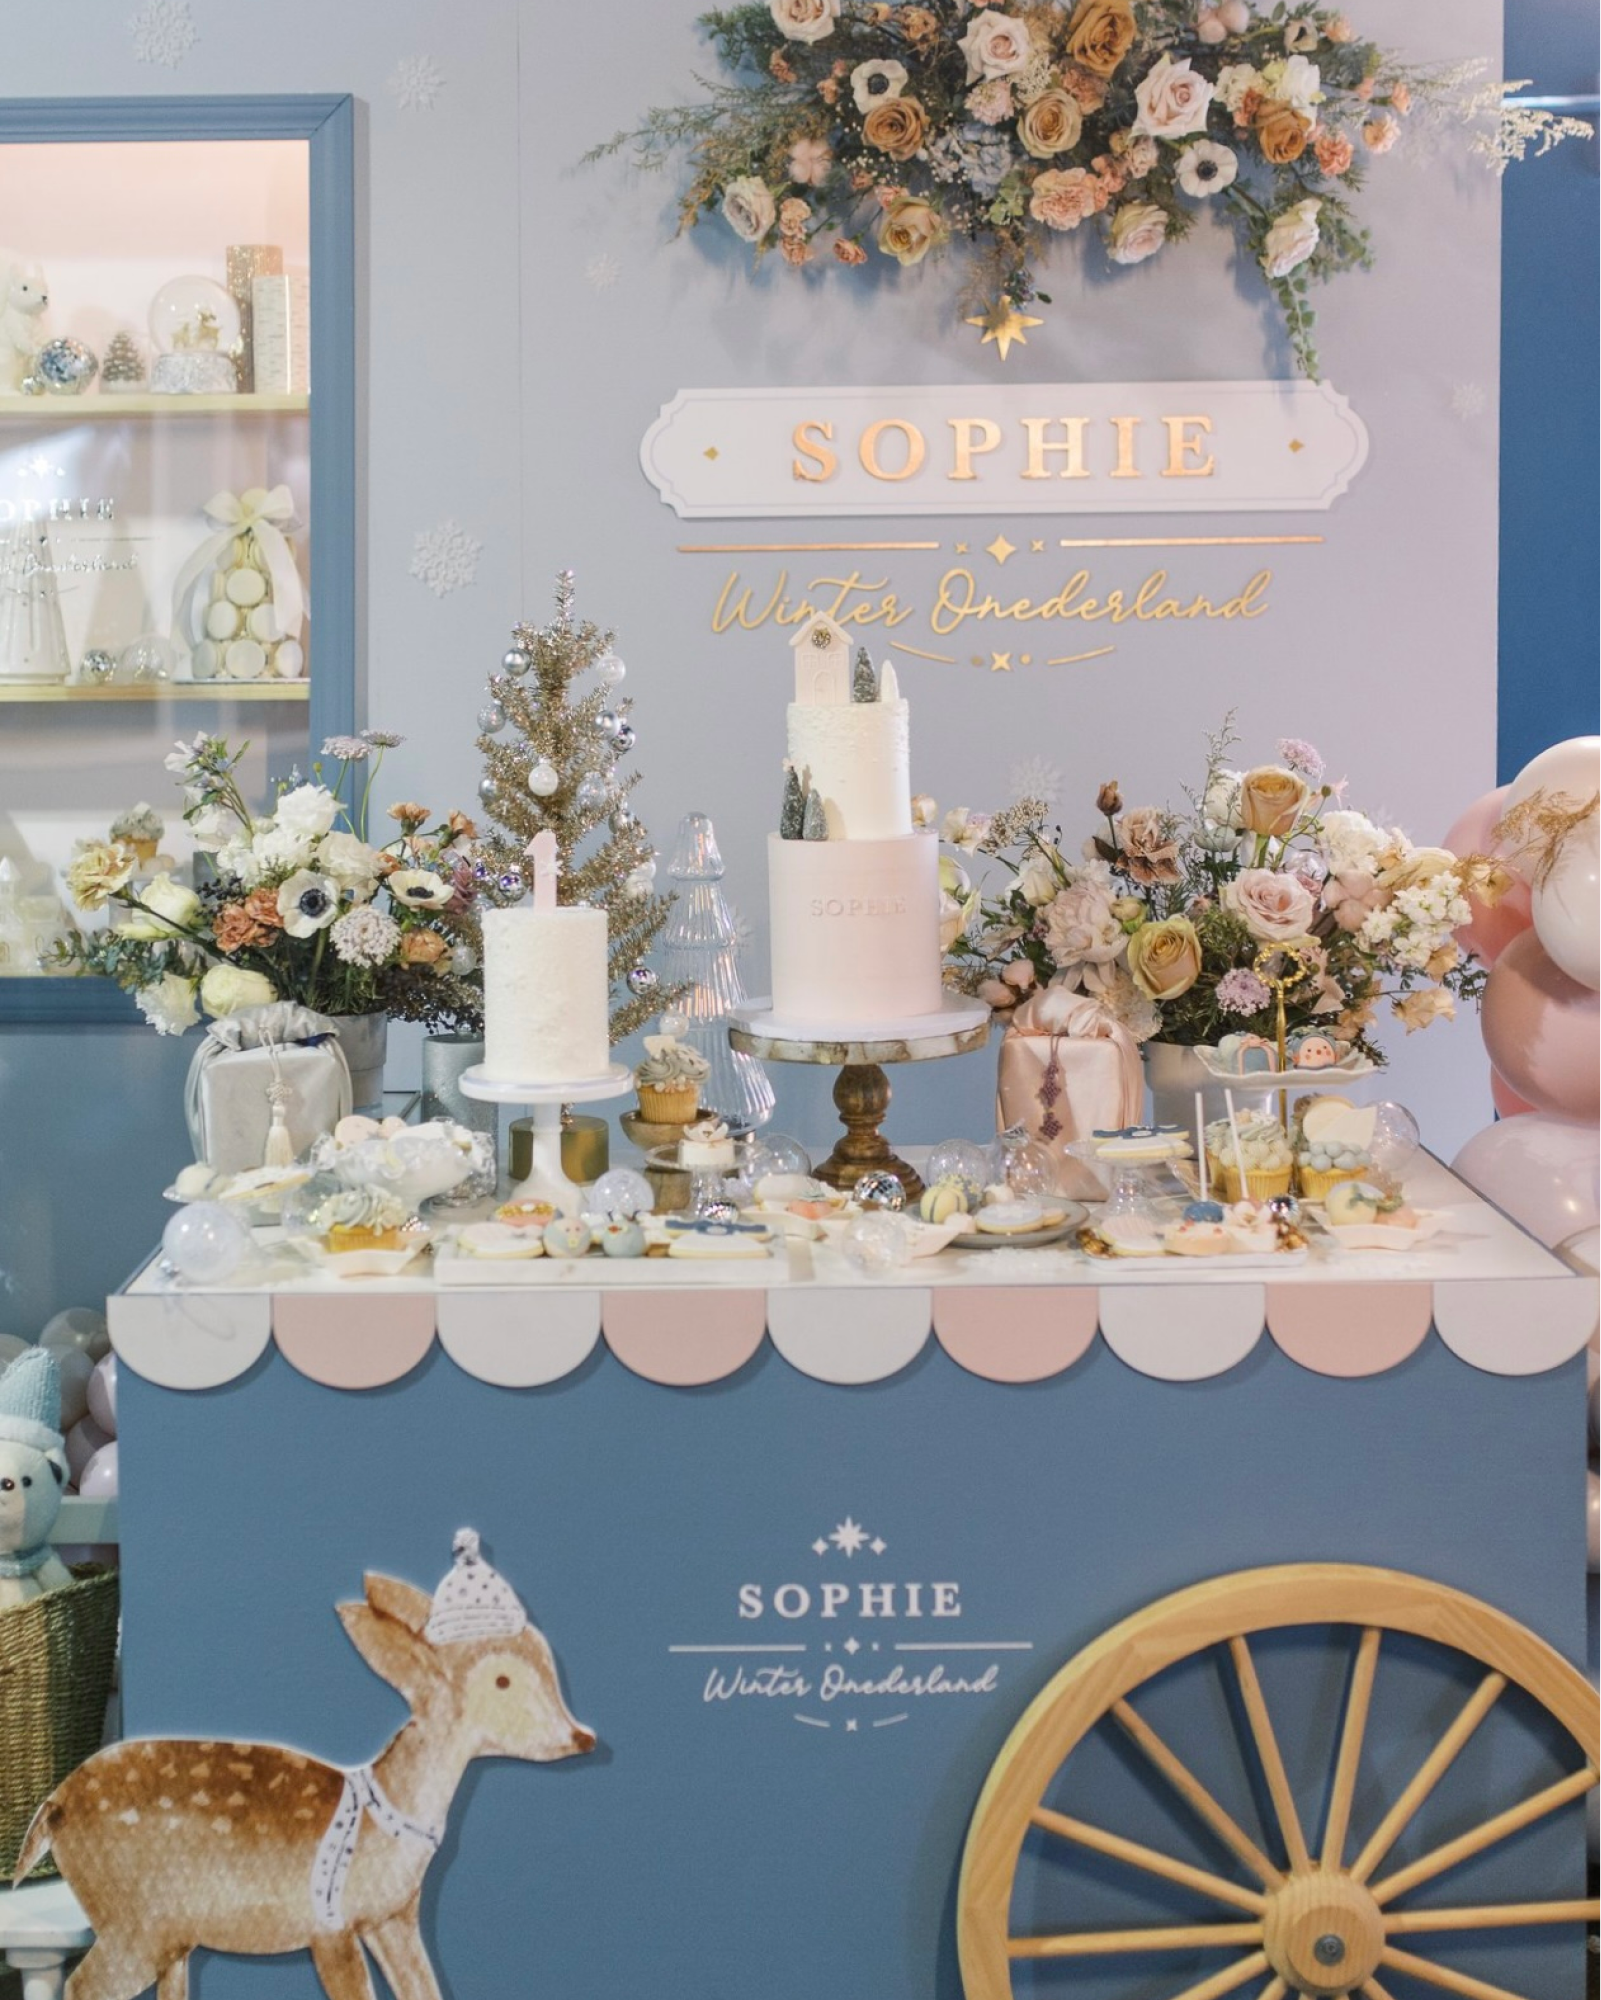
xmin=470 ymin=572 xmax=686 ymax=1043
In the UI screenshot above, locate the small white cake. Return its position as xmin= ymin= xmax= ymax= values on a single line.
xmin=482 ymin=904 xmax=609 ymax=1084
xmin=679 ymin=1118 xmax=736 ymax=1171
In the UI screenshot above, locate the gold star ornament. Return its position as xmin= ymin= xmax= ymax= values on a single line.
xmin=966 ymin=299 xmax=1043 ymax=362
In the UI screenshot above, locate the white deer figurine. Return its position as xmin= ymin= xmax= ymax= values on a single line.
xmin=14 ymin=1530 xmax=594 ymax=2000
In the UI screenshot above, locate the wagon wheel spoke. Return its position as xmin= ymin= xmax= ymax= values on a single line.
xmin=1229 ymin=1635 xmax=1312 ymax=1873
xmin=1113 ymin=1697 xmax=1285 ymax=1889
xmin=1258 ymin=1980 xmax=1289 ymax=2000
xmin=1007 ymin=1921 xmax=1262 ymax=1959
xmin=1371 ymin=1766 xmax=1598 ymax=1905
xmin=1379 ymin=1943 xmax=1533 ymax=2000
xmin=1322 ymin=1627 xmax=1381 ymax=1869
xmin=1350 ymin=1673 xmax=1506 ymax=1883
xmin=1363 ymin=1982 xmax=1397 ymax=2000
xmin=1386 ymin=1899 xmax=1601 ymax=1935
xmin=1028 ymin=1805 xmax=1267 ymax=1914
xmin=1165 ymin=1950 xmax=1272 ymax=2000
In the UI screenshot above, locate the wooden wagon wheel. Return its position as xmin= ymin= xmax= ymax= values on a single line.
xmin=958 ymin=1563 xmax=1598 ymax=2000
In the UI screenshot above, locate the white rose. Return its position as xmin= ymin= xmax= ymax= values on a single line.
xmin=274 ymin=783 xmax=339 ymax=842
xmin=213 ymin=838 xmax=264 ymax=889
xmin=1016 ymin=854 xmax=1059 ymax=906
xmin=1317 ymin=809 xmax=1387 ymax=877
xmin=1263 ymin=52 xmax=1322 ymax=112
xmin=115 ymin=872 xmax=202 ymax=940
xmin=252 ymin=825 xmax=316 ymax=877
xmin=200 ymin=964 xmax=279 ymax=1017
xmin=722 ymin=177 xmax=777 ymax=244
xmin=1261 ymin=197 xmax=1321 ymax=279
xmin=958 ymin=11 xmax=1033 ymax=82
xmin=1214 ymin=63 xmax=1262 ymax=114
xmin=1131 ymin=55 xmax=1216 ymax=140
xmin=1108 ymin=202 xmax=1169 ymax=265
xmin=316 ymin=831 xmax=383 ymax=892
xmin=1222 ymin=868 xmax=1317 ymax=941
xmin=135 ymin=971 xmax=199 ymax=1036
xmin=769 ymin=0 xmax=838 ymax=41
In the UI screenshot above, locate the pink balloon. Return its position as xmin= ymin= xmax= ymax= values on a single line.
xmin=79 ymin=1443 xmax=118 ymax=1501
xmin=1452 ymin=1114 xmax=1600 ymax=1247
xmin=1490 ymin=1069 xmax=1537 ymax=1118
xmin=65 ymin=1416 xmax=111 ymax=1485
xmin=87 ymin=1353 xmax=116 ymax=1437
xmin=1442 ymin=785 xmax=1533 ymax=966
xmin=1481 ymin=930 xmax=1600 ymax=1121
xmin=1589 ymin=1471 xmax=1599 ymax=1572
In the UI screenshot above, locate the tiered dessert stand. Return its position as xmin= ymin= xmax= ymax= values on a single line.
xmin=730 ymin=994 xmax=989 ymax=1201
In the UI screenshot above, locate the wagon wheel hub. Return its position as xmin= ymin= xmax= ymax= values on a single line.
xmin=1262 ymin=1867 xmax=1383 ymax=1996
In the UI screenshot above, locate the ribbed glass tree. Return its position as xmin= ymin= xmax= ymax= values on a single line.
xmin=655 ymin=812 xmax=773 ymax=1130
xmin=471 ymin=571 xmax=684 ymax=1042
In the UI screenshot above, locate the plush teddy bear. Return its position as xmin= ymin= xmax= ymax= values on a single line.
xmin=0 ymin=1347 xmax=75 ymax=1609
xmin=0 ymin=260 xmax=51 ymax=394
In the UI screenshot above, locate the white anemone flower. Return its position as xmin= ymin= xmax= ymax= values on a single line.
xmin=1176 ymin=140 xmax=1239 ymax=198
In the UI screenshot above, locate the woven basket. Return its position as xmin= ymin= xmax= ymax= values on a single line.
xmin=0 ymin=1565 xmax=120 ymax=1880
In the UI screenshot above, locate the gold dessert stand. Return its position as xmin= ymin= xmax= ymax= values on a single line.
xmin=729 ymin=1000 xmax=990 ymax=1203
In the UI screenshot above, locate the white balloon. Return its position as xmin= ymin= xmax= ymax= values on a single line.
xmin=79 ymin=1442 xmax=118 ymax=1501
xmin=40 ymin=1308 xmax=110 ymax=1361
xmin=66 ymin=1415 xmax=111 ymax=1485
xmin=1530 ymin=811 xmax=1600 ymax=990
xmin=87 ymin=1353 xmax=117 ymax=1437
xmin=55 ymin=1347 xmax=94 ymax=1431
xmin=0 ymin=1333 xmax=30 ymax=1368
xmin=1451 ymin=1116 xmax=1600 ymax=1248
xmin=1505 ymin=734 xmax=1601 ymax=817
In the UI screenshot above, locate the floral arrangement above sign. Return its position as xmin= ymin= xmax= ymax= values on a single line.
xmin=936 ymin=719 xmax=1505 ymax=1058
xmin=594 ymin=1 xmax=1591 ymax=371
xmin=54 ymin=732 xmax=485 ymax=1035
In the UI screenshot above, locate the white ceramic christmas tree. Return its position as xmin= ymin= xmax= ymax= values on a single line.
xmin=655 ymin=813 xmax=773 ymax=1130
xmin=0 ymin=520 xmax=70 ymax=682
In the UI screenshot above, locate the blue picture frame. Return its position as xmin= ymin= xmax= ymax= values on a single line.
xmin=0 ymin=94 xmax=358 ymax=1026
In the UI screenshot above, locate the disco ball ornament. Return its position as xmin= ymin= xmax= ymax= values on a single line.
xmin=471 ymin=856 xmax=493 ymax=883
xmin=496 ymin=867 xmax=524 ymax=902
xmin=78 ymin=649 xmax=117 ymax=686
xmin=478 ymin=701 xmax=506 ymax=734
xmin=527 ymin=759 xmax=559 ymax=797
xmin=596 ymin=709 xmax=620 ymax=741
xmin=1265 ymin=1193 xmax=1302 ymax=1225
xmin=613 ymin=722 xmax=637 ymax=754
xmin=503 ymin=647 xmax=532 ymax=676
xmin=855 ymin=1170 xmax=907 ymax=1212
xmin=477 ymin=777 xmax=499 ymax=805
xmin=610 ymin=804 xmax=637 ymax=833
xmin=575 ymin=771 xmax=612 ymax=813
xmin=626 ymin=967 xmax=658 ymax=997
xmin=35 ymin=336 xmax=98 ymax=395
xmin=596 ymin=652 xmax=626 ymax=685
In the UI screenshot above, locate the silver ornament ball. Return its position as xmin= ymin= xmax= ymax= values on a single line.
xmin=626 ymin=967 xmax=658 ymax=997
xmin=36 ymin=337 xmax=99 ymax=396
xmin=855 ymin=1170 xmax=907 ymax=1213
xmin=527 ymin=759 xmax=560 ymax=798
xmin=496 ymin=868 xmax=524 ymax=901
xmin=478 ymin=701 xmax=506 ymax=734
xmin=78 ymin=648 xmax=118 ymax=686
xmin=575 ymin=771 xmax=612 ymax=812
xmin=610 ymin=804 xmax=637 ymax=833
xmin=477 ymin=776 xmax=500 ymax=805
xmin=613 ymin=721 xmax=637 ymax=754
xmin=503 ymin=646 xmax=533 ymax=677
xmin=596 ymin=709 xmax=620 ymax=740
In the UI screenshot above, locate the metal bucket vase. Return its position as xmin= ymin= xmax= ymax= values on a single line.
xmin=334 ymin=1010 xmax=388 ymax=1117
xmin=420 ymin=1033 xmax=496 ymax=1137
xmin=1143 ymin=1040 xmax=1232 ymax=1135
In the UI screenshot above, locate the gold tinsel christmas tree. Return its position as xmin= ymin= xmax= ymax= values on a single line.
xmin=471 ymin=571 xmax=685 ymax=1042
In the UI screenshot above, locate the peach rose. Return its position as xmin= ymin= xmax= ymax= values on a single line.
xmin=1362 ymin=112 xmax=1400 ymax=153
xmin=1019 ymin=88 xmax=1084 ymax=159
xmin=1029 ymin=165 xmax=1107 ymax=230
xmin=1117 ymin=807 xmax=1182 ymax=884
xmin=1132 ymin=55 xmax=1216 ymax=140
xmin=876 ymin=197 xmax=946 ymax=265
xmin=834 ymin=238 xmax=869 ymax=265
xmin=1222 ymin=868 xmax=1316 ymax=941
xmin=1064 ymin=0 xmax=1137 ymax=79
xmin=1238 ymin=765 xmax=1311 ymax=838
xmin=1313 ymin=128 xmax=1354 ymax=175
xmin=1126 ymin=916 xmax=1203 ymax=1000
xmin=862 ymin=95 xmax=929 ymax=161
xmin=399 ymin=929 xmax=448 ymax=966
xmin=1256 ymin=97 xmax=1312 ymax=162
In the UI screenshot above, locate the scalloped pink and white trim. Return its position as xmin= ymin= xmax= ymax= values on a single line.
xmin=108 ymin=1276 xmax=1592 ymax=1392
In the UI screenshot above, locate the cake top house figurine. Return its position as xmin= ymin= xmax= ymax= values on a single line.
xmin=790 ymin=613 xmax=853 ymax=706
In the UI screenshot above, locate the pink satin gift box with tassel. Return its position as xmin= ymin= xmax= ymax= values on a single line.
xmin=995 ymin=986 xmax=1145 ymax=1199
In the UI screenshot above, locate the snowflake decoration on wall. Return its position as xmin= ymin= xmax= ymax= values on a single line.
xmin=408 ymin=520 xmax=481 ymax=598
xmin=585 ymin=254 xmax=622 ymax=291
xmin=1451 ymin=382 xmax=1488 ymax=421
xmin=130 ymin=0 xmax=197 ymax=68
xmin=387 ymin=55 xmax=444 ymax=112
xmin=1008 ymin=756 xmax=1063 ymax=812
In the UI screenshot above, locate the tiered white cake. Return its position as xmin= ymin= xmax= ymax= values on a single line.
xmin=481 ymin=904 xmax=610 ymax=1083
xmin=767 ymin=616 xmax=942 ymax=1032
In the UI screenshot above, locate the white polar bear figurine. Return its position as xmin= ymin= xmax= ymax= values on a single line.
xmin=0 ymin=259 xmax=51 ymax=395
xmin=0 ymin=1346 xmax=74 ymax=1609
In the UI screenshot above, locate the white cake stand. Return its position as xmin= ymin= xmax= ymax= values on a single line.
xmin=460 ymin=1063 xmax=632 ymax=1214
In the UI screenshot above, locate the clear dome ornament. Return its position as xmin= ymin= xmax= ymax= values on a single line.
xmin=595 ymin=651 xmax=626 ymax=685
xmin=654 ymin=812 xmax=775 ymax=1130
xmin=842 ymin=1213 xmax=911 ymax=1276
xmin=1369 ymin=1101 xmax=1422 ymax=1182
xmin=924 ymin=1139 xmax=991 ymax=1209
xmin=160 ymin=1202 xmax=250 ymax=1285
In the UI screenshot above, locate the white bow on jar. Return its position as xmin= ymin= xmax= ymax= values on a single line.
xmin=169 ymin=485 xmax=306 ymax=666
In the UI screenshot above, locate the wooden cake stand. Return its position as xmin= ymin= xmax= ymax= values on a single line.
xmin=729 ymin=998 xmax=990 ymax=1202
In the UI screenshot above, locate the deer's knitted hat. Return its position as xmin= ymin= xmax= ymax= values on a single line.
xmin=424 ymin=1529 xmax=528 ymax=1645
xmin=0 ymin=1347 xmax=63 ymax=1456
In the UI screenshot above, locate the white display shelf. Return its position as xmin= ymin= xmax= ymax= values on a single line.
xmin=0 ymin=392 xmax=308 ymax=420
xmin=0 ymin=681 xmax=308 ymax=704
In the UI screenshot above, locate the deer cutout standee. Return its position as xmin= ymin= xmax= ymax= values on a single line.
xmin=14 ymin=1530 xmax=594 ymax=2000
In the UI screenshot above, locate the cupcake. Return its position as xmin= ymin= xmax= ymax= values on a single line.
xmin=633 ymin=1029 xmax=710 ymax=1126
xmin=311 ymin=1186 xmax=412 ymax=1254
xmin=111 ymin=801 xmax=165 ymax=868
xmin=1204 ymin=1113 xmax=1293 ymax=1202
xmin=1294 ymin=1097 xmax=1377 ymax=1200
